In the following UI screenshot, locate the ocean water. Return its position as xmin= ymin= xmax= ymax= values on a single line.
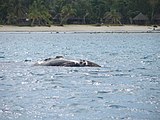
xmin=0 ymin=32 xmax=160 ymax=120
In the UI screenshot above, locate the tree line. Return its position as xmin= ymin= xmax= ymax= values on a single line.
xmin=0 ymin=0 xmax=160 ymax=26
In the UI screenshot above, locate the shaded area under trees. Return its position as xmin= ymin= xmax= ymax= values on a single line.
xmin=0 ymin=0 xmax=160 ymax=26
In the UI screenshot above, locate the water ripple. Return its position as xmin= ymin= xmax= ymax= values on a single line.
xmin=0 ymin=33 xmax=160 ymax=120
xmin=108 ymin=104 xmax=127 ymax=109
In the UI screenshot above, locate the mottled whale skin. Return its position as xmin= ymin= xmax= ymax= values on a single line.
xmin=34 ymin=56 xmax=101 ymax=67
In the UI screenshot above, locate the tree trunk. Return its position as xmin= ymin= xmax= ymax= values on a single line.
xmin=31 ymin=18 xmax=35 ymax=26
xmin=151 ymin=7 xmax=154 ymax=24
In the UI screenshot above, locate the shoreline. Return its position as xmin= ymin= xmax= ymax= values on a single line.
xmin=0 ymin=25 xmax=160 ymax=33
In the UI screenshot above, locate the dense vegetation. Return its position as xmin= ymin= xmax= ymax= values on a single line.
xmin=0 ymin=0 xmax=160 ymax=26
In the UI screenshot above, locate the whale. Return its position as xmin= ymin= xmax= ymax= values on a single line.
xmin=34 ymin=56 xmax=101 ymax=67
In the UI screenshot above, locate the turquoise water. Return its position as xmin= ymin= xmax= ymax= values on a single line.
xmin=0 ymin=32 xmax=160 ymax=120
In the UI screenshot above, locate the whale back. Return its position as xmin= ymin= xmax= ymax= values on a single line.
xmin=83 ymin=60 xmax=101 ymax=67
xmin=34 ymin=56 xmax=101 ymax=67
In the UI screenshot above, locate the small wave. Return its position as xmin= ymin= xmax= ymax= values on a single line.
xmin=109 ymin=53 xmax=119 ymax=56
xmin=0 ymin=51 xmax=5 ymax=58
xmin=150 ymin=88 xmax=160 ymax=91
xmin=108 ymin=104 xmax=127 ymax=109
xmin=97 ymin=91 xmax=110 ymax=94
xmin=88 ymin=71 xmax=99 ymax=75
xmin=114 ymin=69 xmax=122 ymax=72
xmin=141 ymin=55 xmax=152 ymax=59
xmin=96 ymin=89 xmax=118 ymax=94
xmin=137 ymin=67 xmax=147 ymax=70
xmin=69 ymin=69 xmax=79 ymax=72
xmin=68 ymin=96 xmax=76 ymax=99
xmin=143 ymin=60 xmax=153 ymax=63
xmin=30 ymin=72 xmax=45 ymax=76
xmin=0 ymin=75 xmax=5 ymax=80
xmin=0 ymin=56 xmax=5 ymax=58
xmin=113 ymin=73 xmax=131 ymax=77
xmin=85 ymin=80 xmax=102 ymax=85
xmin=97 ymin=96 xmax=103 ymax=99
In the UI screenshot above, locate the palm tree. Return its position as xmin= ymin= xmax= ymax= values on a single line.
xmin=0 ymin=0 xmax=10 ymax=24
xmin=50 ymin=0 xmax=66 ymax=24
xmin=0 ymin=0 xmax=27 ymax=24
xmin=13 ymin=0 xmax=27 ymax=19
xmin=28 ymin=0 xmax=51 ymax=26
xmin=104 ymin=9 xmax=122 ymax=25
xmin=28 ymin=0 xmax=40 ymax=26
xmin=72 ymin=0 xmax=91 ymax=24
xmin=60 ymin=4 xmax=76 ymax=25
xmin=148 ymin=0 xmax=158 ymax=22
xmin=90 ymin=0 xmax=107 ymax=23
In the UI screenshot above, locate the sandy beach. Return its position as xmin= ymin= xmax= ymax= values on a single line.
xmin=0 ymin=25 xmax=159 ymax=33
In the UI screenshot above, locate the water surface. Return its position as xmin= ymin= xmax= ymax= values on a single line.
xmin=0 ymin=32 xmax=160 ymax=120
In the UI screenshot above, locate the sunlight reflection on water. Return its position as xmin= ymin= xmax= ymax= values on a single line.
xmin=0 ymin=32 xmax=160 ymax=120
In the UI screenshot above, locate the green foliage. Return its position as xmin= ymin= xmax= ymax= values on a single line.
xmin=0 ymin=0 xmax=160 ymax=25
xmin=60 ymin=4 xmax=76 ymax=25
xmin=0 ymin=0 xmax=27 ymax=24
xmin=29 ymin=0 xmax=51 ymax=26
xmin=104 ymin=9 xmax=122 ymax=24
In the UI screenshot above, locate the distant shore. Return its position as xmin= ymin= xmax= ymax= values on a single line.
xmin=0 ymin=25 xmax=160 ymax=33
